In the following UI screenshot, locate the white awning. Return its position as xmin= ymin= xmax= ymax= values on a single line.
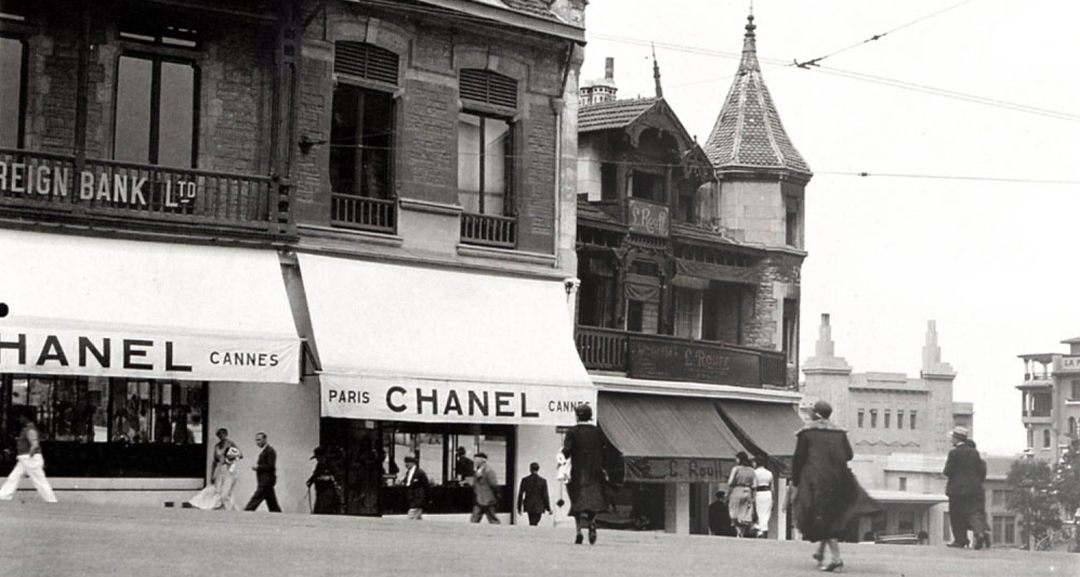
xmin=0 ymin=229 xmax=300 ymax=384
xmin=298 ymin=254 xmax=595 ymax=426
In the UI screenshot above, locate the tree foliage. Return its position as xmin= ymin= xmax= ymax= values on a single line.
xmin=1051 ymin=440 xmax=1080 ymax=516
xmin=1006 ymin=458 xmax=1061 ymax=546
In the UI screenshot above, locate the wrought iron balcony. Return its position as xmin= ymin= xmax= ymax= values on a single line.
xmin=0 ymin=148 xmax=291 ymax=237
xmin=574 ymin=325 xmax=788 ymax=388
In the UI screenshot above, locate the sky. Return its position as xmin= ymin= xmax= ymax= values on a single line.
xmin=578 ymin=0 xmax=1080 ymax=456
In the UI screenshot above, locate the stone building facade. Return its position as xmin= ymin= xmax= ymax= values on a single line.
xmin=0 ymin=0 xmax=593 ymax=524
xmin=1017 ymin=336 xmax=1080 ymax=463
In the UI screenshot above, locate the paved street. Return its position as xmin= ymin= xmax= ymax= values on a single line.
xmin=1 ymin=501 xmax=1075 ymax=577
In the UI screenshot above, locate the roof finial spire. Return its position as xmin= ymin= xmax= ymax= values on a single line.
xmin=739 ymin=9 xmax=759 ymax=74
xmin=651 ymin=43 xmax=663 ymax=98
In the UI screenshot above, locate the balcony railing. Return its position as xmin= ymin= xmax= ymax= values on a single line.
xmin=0 ymin=148 xmax=288 ymax=235
xmin=461 ymin=212 xmax=515 ymax=248
xmin=330 ymin=193 xmax=396 ymax=234
xmin=574 ymin=325 xmax=788 ymax=388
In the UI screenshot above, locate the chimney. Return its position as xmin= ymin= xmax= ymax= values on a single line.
xmin=604 ymin=57 xmax=614 ymax=81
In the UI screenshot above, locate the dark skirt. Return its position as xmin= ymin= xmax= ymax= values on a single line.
xmin=795 ymin=467 xmax=878 ymax=542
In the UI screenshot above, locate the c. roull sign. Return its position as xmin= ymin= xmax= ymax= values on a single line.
xmin=0 ymin=326 xmax=300 ymax=384
xmin=0 ymin=160 xmax=195 ymax=208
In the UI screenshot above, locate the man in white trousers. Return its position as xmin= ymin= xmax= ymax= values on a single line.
xmin=0 ymin=413 xmax=58 ymax=503
xmin=752 ymin=457 xmax=773 ymax=538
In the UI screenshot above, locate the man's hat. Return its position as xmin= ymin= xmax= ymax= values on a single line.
xmin=310 ymin=446 xmax=327 ymax=460
xmin=474 ymin=452 xmax=488 ymax=459
xmin=404 ymin=455 xmax=417 ymax=464
xmin=456 ymin=447 xmax=467 ymax=455
xmin=951 ymin=426 xmax=970 ymax=440
xmin=812 ymin=400 xmax=833 ymax=420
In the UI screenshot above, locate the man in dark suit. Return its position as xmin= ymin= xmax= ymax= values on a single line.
xmin=708 ymin=490 xmax=736 ymax=536
xmin=470 ymin=452 xmax=500 ymax=523
xmin=244 ymin=431 xmax=282 ymax=512
xmin=943 ymin=426 xmax=987 ymax=549
xmin=402 ymin=455 xmax=429 ymax=520
xmin=517 ymin=462 xmax=551 ymax=526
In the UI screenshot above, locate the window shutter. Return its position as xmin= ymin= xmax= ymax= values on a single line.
xmin=334 ymin=42 xmax=399 ymax=85
xmin=460 ymin=69 xmax=517 ymax=108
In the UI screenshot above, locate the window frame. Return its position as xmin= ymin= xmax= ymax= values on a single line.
xmin=457 ymin=109 xmax=514 ymax=216
xmin=328 ymin=81 xmax=396 ymax=199
xmin=0 ymin=32 xmax=28 ymax=149
xmin=112 ymin=48 xmax=201 ymax=168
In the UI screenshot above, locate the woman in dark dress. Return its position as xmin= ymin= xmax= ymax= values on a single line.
xmin=561 ymin=404 xmax=607 ymax=545
xmin=306 ymin=446 xmax=344 ymax=515
xmin=792 ymin=400 xmax=876 ymax=573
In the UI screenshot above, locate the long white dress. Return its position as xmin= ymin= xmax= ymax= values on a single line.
xmin=753 ymin=465 xmax=774 ymax=534
xmin=188 ymin=442 xmax=242 ymax=510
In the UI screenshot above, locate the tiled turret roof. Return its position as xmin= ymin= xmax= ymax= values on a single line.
xmin=704 ymin=15 xmax=811 ymax=177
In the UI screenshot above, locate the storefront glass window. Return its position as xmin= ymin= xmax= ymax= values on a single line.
xmin=2 ymin=374 xmax=206 ymax=477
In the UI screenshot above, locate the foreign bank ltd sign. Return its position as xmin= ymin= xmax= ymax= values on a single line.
xmin=320 ymin=375 xmax=597 ymax=427
xmin=0 ymin=159 xmax=196 ymax=208
xmin=0 ymin=326 xmax=300 ymax=384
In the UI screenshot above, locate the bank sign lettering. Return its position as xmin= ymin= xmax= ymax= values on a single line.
xmin=320 ymin=377 xmax=597 ymax=426
xmin=0 ymin=161 xmax=196 ymax=208
xmin=0 ymin=327 xmax=300 ymax=384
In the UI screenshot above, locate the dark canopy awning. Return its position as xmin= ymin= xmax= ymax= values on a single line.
xmin=599 ymin=393 xmax=746 ymax=483
xmin=714 ymin=400 xmax=805 ymax=475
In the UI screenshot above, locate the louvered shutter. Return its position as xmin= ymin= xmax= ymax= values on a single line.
xmin=334 ymin=42 xmax=399 ymax=85
xmin=459 ymin=69 xmax=517 ymax=108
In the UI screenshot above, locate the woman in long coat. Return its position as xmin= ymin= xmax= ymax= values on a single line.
xmin=792 ymin=401 xmax=876 ymax=573
xmin=726 ymin=451 xmax=756 ymax=537
xmin=561 ymin=404 xmax=607 ymax=545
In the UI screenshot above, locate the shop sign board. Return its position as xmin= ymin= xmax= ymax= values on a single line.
xmin=1060 ymin=356 xmax=1080 ymax=372
xmin=627 ymin=334 xmax=762 ymax=387
xmin=628 ymin=199 xmax=669 ymax=237
xmin=0 ymin=159 xmax=197 ymax=209
xmin=320 ymin=376 xmax=597 ymax=426
xmin=624 ymin=456 xmax=729 ymax=483
xmin=0 ymin=326 xmax=300 ymax=384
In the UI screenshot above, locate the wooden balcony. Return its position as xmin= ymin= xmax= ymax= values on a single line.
xmin=330 ymin=193 xmax=396 ymax=234
xmin=461 ymin=212 xmax=515 ymax=248
xmin=574 ymin=325 xmax=788 ymax=388
xmin=0 ymin=148 xmax=291 ymax=238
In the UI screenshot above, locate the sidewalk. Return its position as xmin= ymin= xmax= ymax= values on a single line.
xmin=1 ymin=501 xmax=1075 ymax=577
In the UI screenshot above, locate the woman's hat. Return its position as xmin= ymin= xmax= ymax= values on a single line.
xmin=310 ymin=446 xmax=327 ymax=459
xmin=474 ymin=452 xmax=488 ymax=459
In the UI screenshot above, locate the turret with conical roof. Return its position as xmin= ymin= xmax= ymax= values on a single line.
xmin=701 ymin=14 xmax=811 ymax=250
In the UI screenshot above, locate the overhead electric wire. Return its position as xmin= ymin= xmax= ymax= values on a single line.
xmin=792 ymin=0 xmax=977 ymax=69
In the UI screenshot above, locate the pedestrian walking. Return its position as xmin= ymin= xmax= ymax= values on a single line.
xmin=244 ymin=432 xmax=281 ymax=512
xmin=0 ymin=413 xmax=58 ymax=503
xmin=943 ymin=426 xmax=989 ymax=549
xmin=727 ymin=451 xmax=756 ymax=537
xmin=402 ymin=455 xmax=429 ymax=520
xmin=470 ymin=452 xmax=501 ymax=523
xmin=306 ymin=446 xmax=344 ymax=515
xmin=517 ymin=462 xmax=552 ymax=526
xmin=561 ymin=404 xmax=607 ymax=545
xmin=792 ymin=400 xmax=878 ymax=573
xmin=708 ymin=491 xmax=735 ymax=536
xmin=188 ymin=427 xmax=242 ymax=510
xmin=753 ymin=457 xmax=775 ymax=538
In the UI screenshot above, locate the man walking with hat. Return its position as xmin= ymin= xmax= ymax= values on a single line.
xmin=470 ymin=452 xmax=500 ymax=523
xmin=402 ymin=455 xmax=429 ymax=520
xmin=943 ymin=426 xmax=989 ymax=549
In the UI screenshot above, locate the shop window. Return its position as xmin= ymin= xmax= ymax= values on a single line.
xmin=0 ymin=35 xmax=27 ymax=148
xmin=2 ymin=374 xmax=205 ymax=477
xmin=114 ymin=54 xmax=198 ymax=168
xmin=329 ymin=85 xmax=394 ymax=199
xmin=870 ymin=409 xmax=878 ymax=428
xmin=857 ymin=409 xmax=864 ymax=428
xmin=992 ymin=515 xmax=1016 ymax=544
xmin=898 ymin=509 xmax=914 ymax=534
xmin=631 ymin=171 xmax=663 ymax=203
xmin=910 ymin=410 xmax=917 ymax=430
xmin=457 ymin=112 xmax=511 ymax=215
xmin=897 ymin=410 xmax=904 ymax=430
xmin=1043 ymin=429 xmax=1051 ymax=449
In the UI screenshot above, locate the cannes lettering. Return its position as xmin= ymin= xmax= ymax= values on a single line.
xmin=327 ymin=387 xmax=590 ymax=419
xmin=0 ymin=161 xmax=195 ymax=207
xmin=0 ymin=333 xmax=279 ymax=371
